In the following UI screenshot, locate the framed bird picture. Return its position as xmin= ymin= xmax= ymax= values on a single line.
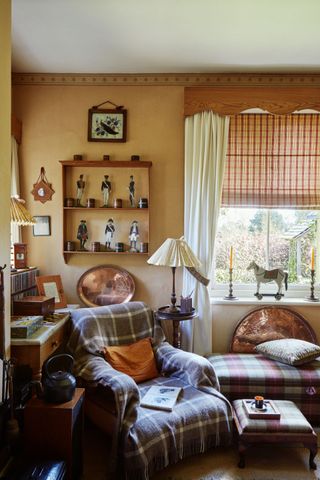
xmin=88 ymin=108 xmax=127 ymax=142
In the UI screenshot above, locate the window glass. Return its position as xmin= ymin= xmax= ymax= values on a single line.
xmin=214 ymin=208 xmax=318 ymax=286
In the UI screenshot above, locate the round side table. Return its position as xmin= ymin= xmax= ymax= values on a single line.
xmin=156 ymin=306 xmax=197 ymax=349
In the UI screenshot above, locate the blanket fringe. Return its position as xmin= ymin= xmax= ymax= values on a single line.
xmin=124 ymin=433 xmax=232 ymax=480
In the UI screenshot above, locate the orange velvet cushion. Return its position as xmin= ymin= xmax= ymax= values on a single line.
xmin=103 ymin=337 xmax=159 ymax=383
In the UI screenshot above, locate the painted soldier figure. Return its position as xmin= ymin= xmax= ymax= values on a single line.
xmin=129 ymin=220 xmax=139 ymax=252
xmin=105 ymin=218 xmax=115 ymax=250
xmin=77 ymin=220 xmax=88 ymax=250
xmin=101 ymin=175 xmax=112 ymax=207
xmin=76 ymin=174 xmax=85 ymax=206
xmin=128 ymin=175 xmax=135 ymax=207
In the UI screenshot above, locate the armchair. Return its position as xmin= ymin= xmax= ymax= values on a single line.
xmin=68 ymin=302 xmax=232 ymax=479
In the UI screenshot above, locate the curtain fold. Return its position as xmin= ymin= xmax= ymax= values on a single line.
xmin=182 ymin=111 xmax=230 ymax=355
xmin=11 ymin=136 xmax=21 ymax=243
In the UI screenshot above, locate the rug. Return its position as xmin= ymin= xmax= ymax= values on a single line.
xmin=84 ymin=422 xmax=320 ymax=480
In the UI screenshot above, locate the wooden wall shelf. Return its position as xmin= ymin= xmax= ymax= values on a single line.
xmin=60 ymin=160 xmax=151 ymax=263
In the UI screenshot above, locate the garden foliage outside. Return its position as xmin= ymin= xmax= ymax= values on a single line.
xmin=214 ymin=208 xmax=318 ymax=285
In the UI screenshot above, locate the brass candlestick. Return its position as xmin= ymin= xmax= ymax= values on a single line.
xmin=224 ymin=268 xmax=238 ymax=300
xmin=307 ymin=269 xmax=319 ymax=302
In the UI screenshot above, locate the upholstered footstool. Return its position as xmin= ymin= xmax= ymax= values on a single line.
xmin=232 ymin=399 xmax=318 ymax=469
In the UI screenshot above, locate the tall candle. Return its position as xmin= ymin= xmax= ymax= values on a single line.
xmin=311 ymin=247 xmax=315 ymax=270
xmin=229 ymin=246 xmax=233 ymax=269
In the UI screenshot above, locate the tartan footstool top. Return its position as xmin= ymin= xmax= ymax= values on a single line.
xmin=233 ymin=399 xmax=314 ymax=434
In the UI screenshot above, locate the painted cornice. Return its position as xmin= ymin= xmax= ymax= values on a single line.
xmin=11 ymin=72 xmax=320 ymax=87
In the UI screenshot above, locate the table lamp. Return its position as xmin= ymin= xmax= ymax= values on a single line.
xmin=10 ymin=196 xmax=36 ymax=269
xmin=147 ymin=237 xmax=201 ymax=312
xmin=10 ymin=196 xmax=36 ymax=226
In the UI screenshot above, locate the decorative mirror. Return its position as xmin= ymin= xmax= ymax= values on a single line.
xmin=77 ymin=265 xmax=135 ymax=307
xmin=31 ymin=167 xmax=55 ymax=203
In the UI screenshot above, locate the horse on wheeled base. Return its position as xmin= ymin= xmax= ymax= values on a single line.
xmin=247 ymin=260 xmax=288 ymax=300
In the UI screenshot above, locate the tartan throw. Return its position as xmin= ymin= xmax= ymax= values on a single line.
xmin=68 ymin=302 xmax=233 ymax=479
xmin=233 ymin=399 xmax=314 ymax=434
xmin=222 ymin=114 xmax=320 ymax=208
xmin=206 ymin=353 xmax=320 ymax=425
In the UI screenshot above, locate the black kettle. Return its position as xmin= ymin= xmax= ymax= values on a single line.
xmin=41 ymin=354 xmax=76 ymax=404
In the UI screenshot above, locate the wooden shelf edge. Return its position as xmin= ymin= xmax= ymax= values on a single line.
xmin=63 ymin=251 xmax=149 ymax=254
xmin=59 ymin=160 xmax=152 ymax=168
xmin=63 ymin=207 xmax=149 ymax=211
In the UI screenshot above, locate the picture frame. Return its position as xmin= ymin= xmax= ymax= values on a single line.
xmin=36 ymin=275 xmax=67 ymax=309
xmin=88 ymin=108 xmax=127 ymax=142
xmin=32 ymin=216 xmax=51 ymax=236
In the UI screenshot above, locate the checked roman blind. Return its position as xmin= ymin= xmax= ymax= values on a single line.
xmin=221 ymin=114 xmax=320 ymax=209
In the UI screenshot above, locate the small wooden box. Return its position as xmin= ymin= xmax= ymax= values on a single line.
xmin=13 ymin=296 xmax=55 ymax=316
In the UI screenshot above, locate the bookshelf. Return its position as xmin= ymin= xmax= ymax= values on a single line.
xmin=11 ymin=267 xmax=39 ymax=305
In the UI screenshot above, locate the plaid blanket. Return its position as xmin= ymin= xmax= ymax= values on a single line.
xmin=68 ymin=302 xmax=233 ymax=479
xmin=206 ymin=353 xmax=320 ymax=425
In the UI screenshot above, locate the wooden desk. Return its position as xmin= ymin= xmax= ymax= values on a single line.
xmin=11 ymin=313 xmax=70 ymax=379
xmin=24 ymin=388 xmax=84 ymax=480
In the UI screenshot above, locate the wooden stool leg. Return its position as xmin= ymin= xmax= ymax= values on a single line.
xmin=238 ymin=442 xmax=246 ymax=468
xmin=309 ymin=446 xmax=317 ymax=470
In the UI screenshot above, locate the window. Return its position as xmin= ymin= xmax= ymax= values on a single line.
xmin=214 ymin=207 xmax=318 ymax=288
xmin=213 ymin=113 xmax=320 ymax=296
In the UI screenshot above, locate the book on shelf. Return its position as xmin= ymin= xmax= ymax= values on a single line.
xmin=141 ymin=386 xmax=182 ymax=411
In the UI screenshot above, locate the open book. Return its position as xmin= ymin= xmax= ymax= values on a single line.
xmin=141 ymin=386 xmax=182 ymax=411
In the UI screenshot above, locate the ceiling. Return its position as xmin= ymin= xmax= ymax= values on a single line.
xmin=12 ymin=0 xmax=320 ymax=74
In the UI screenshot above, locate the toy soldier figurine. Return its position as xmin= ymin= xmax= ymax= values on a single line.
xmin=101 ymin=175 xmax=111 ymax=207
xmin=77 ymin=220 xmax=88 ymax=250
xmin=128 ymin=175 xmax=135 ymax=207
xmin=129 ymin=220 xmax=139 ymax=252
xmin=76 ymin=174 xmax=85 ymax=206
xmin=105 ymin=218 xmax=115 ymax=250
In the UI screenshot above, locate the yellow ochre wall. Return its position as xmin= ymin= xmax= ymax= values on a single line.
xmin=12 ymin=85 xmax=185 ymax=309
xmin=0 ymin=0 xmax=12 ymax=356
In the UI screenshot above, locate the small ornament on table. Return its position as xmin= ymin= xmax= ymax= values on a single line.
xmin=77 ymin=220 xmax=88 ymax=250
xmin=105 ymin=218 xmax=115 ymax=251
xmin=129 ymin=220 xmax=139 ymax=252
xmin=254 ymin=395 xmax=264 ymax=410
xmin=307 ymin=247 xmax=319 ymax=302
xmin=76 ymin=174 xmax=85 ymax=207
xmin=101 ymin=175 xmax=111 ymax=207
xmin=224 ymin=246 xmax=238 ymax=300
xmin=128 ymin=175 xmax=135 ymax=207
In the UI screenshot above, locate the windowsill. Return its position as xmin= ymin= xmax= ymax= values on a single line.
xmin=211 ymin=296 xmax=320 ymax=306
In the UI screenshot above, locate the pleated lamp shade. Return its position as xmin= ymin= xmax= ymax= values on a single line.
xmin=147 ymin=237 xmax=201 ymax=268
xmin=148 ymin=237 xmax=201 ymax=312
xmin=10 ymin=197 xmax=36 ymax=226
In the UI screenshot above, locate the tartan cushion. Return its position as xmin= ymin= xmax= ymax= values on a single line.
xmin=233 ymin=399 xmax=314 ymax=434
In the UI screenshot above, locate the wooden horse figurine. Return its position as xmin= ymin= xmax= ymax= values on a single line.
xmin=247 ymin=260 xmax=288 ymax=300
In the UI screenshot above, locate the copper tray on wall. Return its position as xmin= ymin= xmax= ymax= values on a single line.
xmin=77 ymin=265 xmax=135 ymax=307
xmin=230 ymin=306 xmax=317 ymax=353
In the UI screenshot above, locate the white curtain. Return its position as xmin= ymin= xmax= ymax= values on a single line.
xmin=11 ymin=136 xmax=21 ymax=243
xmin=182 ymin=111 xmax=230 ymax=355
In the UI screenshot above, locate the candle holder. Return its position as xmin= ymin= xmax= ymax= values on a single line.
xmin=306 ymin=269 xmax=319 ymax=302
xmin=224 ymin=268 xmax=238 ymax=300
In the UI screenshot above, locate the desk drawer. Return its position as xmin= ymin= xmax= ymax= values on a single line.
xmin=40 ymin=324 xmax=68 ymax=364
